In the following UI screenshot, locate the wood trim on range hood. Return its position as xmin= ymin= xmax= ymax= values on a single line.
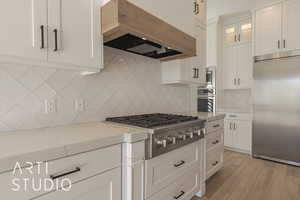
xmin=101 ymin=0 xmax=196 ymax=61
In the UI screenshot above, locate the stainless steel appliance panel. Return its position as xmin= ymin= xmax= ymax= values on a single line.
xmin=253 ymin=58 xmax=300 ymax=165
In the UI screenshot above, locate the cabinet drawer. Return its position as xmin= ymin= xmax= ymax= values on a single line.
xmin=145 ymin=142 xmax=201 ymax=198
xmin=206 ymin=146 xmax=223 ymax=173
xmin=0 ymin=144 xmax=121 ymax=200
xmin=206 ymin=120 xmax=224 ymax=133
xmin=147 ymin=166 xmax=200 ymax=200
xmin=206 ymin=129 xmax=223 ymax=151
xmin=34 ymin=167 xmax=121 ymax=200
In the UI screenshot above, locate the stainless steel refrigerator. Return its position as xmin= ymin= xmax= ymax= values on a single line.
xmin=253 ymin=57 xmax=300 ymax=166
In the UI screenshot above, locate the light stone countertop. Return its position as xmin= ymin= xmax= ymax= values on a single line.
xmin=0 ymin=122 xmax=148 ymax=174
xmin=196 ymin=112 xmax=226 ymax=122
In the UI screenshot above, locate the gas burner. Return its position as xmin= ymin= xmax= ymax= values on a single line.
xmin=106 ymin=113 xmax=198 ymax=128
xmin=106 ymin=113 xmax=205 ymax=159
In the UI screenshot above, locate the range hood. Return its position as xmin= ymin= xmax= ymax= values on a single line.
xmin=101 ymin=0 xmax=196 ymax=61
xmin=254 ymin=49 xmax=300 ymax=62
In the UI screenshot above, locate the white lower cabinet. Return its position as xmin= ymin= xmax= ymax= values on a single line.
xmin=205 ymin=120 xmax=224 ymax=180
xmin=224 ymin=113 xmax=252 ymax=154
xmin=33 ymin=167 xmax=121 ymax=200
xmin=148 ymin=166 xmax=200 ymax=200
xmin=145 ymin=141 xmax=204 ymax=199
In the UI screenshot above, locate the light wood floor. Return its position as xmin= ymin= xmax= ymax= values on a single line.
xmin=193 ymin=150 xmax=300 ymax=200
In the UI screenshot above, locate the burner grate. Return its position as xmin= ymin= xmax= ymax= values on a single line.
xmin=106 ymin=113 xmax=198 ymax=128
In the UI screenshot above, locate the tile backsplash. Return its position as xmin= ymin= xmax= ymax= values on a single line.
xmin=217 ymin=89 xmax=252 ymax=112
xmin=0 ymin=47 xmax=191 ymax=132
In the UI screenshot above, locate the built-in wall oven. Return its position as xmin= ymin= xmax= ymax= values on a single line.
xmin=198 ymin=67 xmax=216 ymax=113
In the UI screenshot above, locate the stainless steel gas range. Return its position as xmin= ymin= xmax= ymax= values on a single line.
xmin=106 ymin=113 xmax=206 ymax=159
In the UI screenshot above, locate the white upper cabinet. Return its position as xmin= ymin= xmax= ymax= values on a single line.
xmin=48 ymin=0 xmax=103 ymax=69
xmin=222 ymin=17 xmax=253 ymax=90
xmin=283 ymin=0 xmax=300 ymax=51
xmin=0 ymin=0 xmax=103 ymax=72
xmin=127 ymin=0 xmax=195 ymax=37
xmin=254 ymin=2 xmax=283 ymax=56
xmin=223 ymin=46 xmax=237 ymax=89
xmin=224 ymin=24 xmax=237 ymax=46
xmin=254 ymin=0 xmax=300 ymax=56
xmin=162 ymin=26 xmax=206 ymax=85
xmin=0 ymin=0 xmax=47 ymax=61
xmin=224 ymin=19 xmax=252 ymax=47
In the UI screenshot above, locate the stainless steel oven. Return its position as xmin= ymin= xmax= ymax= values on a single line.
xmin=198 ymin=67 xmax=216 ymax=113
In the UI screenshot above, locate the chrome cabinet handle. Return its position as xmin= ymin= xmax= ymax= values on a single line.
xmin=278 ymin=40 xmax=281 ymax=49
xmin=238 ymin=78 xmax=241 ymax=85
xmin=193 ymin=1 xmax=197 ymax=14
xmin=40 ymin=25 xmax=45 ymax=49
xmin=196 ymin=3 xmax=200 ymax=14
xmin=174 ymin=191 xmax=185 ymax=199
xmin=234 ymin=78 xmax=237 ymax=85
xmin=196 ymin=68 xmax=199 ymax=78
xmin=174 ymin=160 xmax=185 ymax=167
xmin=283 ymin=39 xmax=286 ymax=49
xmin=213 ymin=124 xmax=220 ymax=128
xmin=193 ymin=68 xmax=197 ymax=78
xmin=234 ymin=35 xmax=237 ymax=42
xmin=50 ymin=167 xmax=81 ymax=180
xmin=212 ymin=140 xmax=219 ymax=145
xmin=229 ymin=123 xmax=232 ymax=130
xmin=212 ymin=161 xmax=219 ymax=166
xmin=238 ymin=34 xmax=241 ymax=42
xmin=53 ymin=29 xmax=58 ymax=51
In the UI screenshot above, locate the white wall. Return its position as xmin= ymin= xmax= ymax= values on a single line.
xmin=207 ymin=0 xmax=280 ymax=19
xmin=0 ymin=47 xmax=191 ymax=133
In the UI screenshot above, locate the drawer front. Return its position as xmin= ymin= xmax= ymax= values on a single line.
xmin=145 ymin=142 xmax=201 ymax=198
xmin=0 ymin=145 xmax=121 ymax=200
xmin=225 ymin=113 xmax=253 ymax=120
xmin=148 ymin=166 xmax=200 ymax=200
xmin=34 ymin=167 xmax=121 ymax=200
xmin=206 ymin=120 xmax=224 ymax=133
xmin=206 ymin=129 xmax=223 ymax=151
xmin=206 ymin=146 xmax=223 ymax=173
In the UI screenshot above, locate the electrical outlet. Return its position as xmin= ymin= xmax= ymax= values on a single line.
xmin=75 ymin=99 xmax=85 ymax=112
xmin=44 ymin=99 xmax=57 ymax=114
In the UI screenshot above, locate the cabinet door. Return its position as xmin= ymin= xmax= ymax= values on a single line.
xmin=195 ymin=0 xmax=207 ymax=25
xmin=207 ymin=22 xmax=218 ymax=67
xmin=194 ymin=26 xmax=207 ymax=84
xmin=224 ymin=24 xmax=238 ymax=46
xmin=283 ymin=0 xmax=300 ymax=51
xmin=0 ymin=0 xmax=47 ymax=61
xmin=48 ymin=0 xmax=102 ymax=69
xmin=238 ymin=19 xmax=252 ymax=43
xmin=236 ymin=43 xmax=252 ymax=89
xmin=224 ymin=120 xmax=233 ymax=148
xmin=255 ymin=3 xmax=283 ymax=56
xmin=35 ymin=168 xmax=121 ymax=200
xmin=233 ymin=121 xmax=252 ymax=153
xmin=223 ymin=46 xmax=237 ymax=89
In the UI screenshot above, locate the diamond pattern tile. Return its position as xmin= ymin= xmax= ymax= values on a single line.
xmin=0 ymin=47 xmax=191 ymax=132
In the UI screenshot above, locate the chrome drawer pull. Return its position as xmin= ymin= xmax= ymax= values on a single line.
xmin=213 ymin=124 xmax=220 ymax=128
xmin=174 ymin=160 xmax=185 ymax=167
xmin=50 ymin=167 xmax=81 ymax=180
xmin=174 ymin=191 xmax=185 ymax=199
xmin=212 ymin=140 xmax=219 ymax=145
